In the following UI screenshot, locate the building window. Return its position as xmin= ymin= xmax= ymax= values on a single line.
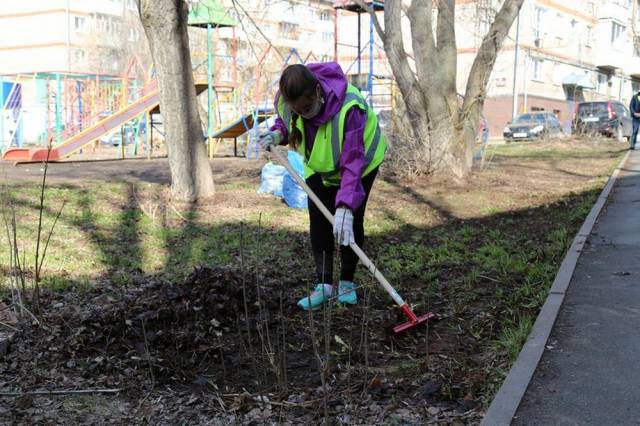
xmin=531 ymin=58 xmax=543 ymax=80
xmin=586 ymin=25 xmax=593 ymax=47
xmin=555 ymin=13 xmax=564 ymax=39
xmin=495 ymin=77 xmax=507 ymax=87
xmin=612 ymin=0 xmax=631 ymax=7
xmin=534 ymin=7 xmax=546 ymax=44
xmin=322 ymin=32 xmax=332 ymax=44
xmin=597 ymin=73 xmax=609 ymax=91
xmin=94 ymin=13 xmax=107 ymax=32
xmin=128 ymin=28 xmax=139 ymax=42
xmin=477 ymin=6 xmax=491 ymax=36
xmin=74 ymin=16 xmax=86 ymax=32
xmin=127 ymin=0 xmax=137 ymax=10
xmin=611 ymin=21 xmax=625 ymax=44
xmin=279 ymin=22 xmax=299 ymax=40
xmin=320 ymin=10 xmax=332 ymax=21
xmin=74 ymin=49 xmax=86 ymax=62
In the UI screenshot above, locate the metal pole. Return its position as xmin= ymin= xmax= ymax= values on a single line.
xmin=368 ymin=6 xmax=374 ymax=107
xmin=66 ymin=0 xmax=71 ymax=71
xmin=55 ymin=73 xmax=62 ymax=143
xmin=146 ymin=111 xmax=151 ymax=160
xmin=511 ymin=13 xmax=520 ymax=120
xmin=357 ymin=12 xmax=361 ymax=75
xmin=619 ymin=76 xmax=624 ymax=101
xmin=0 ymin=76 xmax=4 ymax=152
xmin=207 ymin=23 xmax=213 ymax=158
xmin=334 ymin=9 xmax=338 ymax=62
xmin=150 ymin=113 xmax=154 ymax=157
xmin=121 ymin=125 xmax=125 ymax=159
xmin=523 ymin=51 xmax=529 ymax=113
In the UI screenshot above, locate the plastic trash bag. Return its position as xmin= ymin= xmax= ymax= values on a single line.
xmin=257 ymin=162 xmax=286 ymax=197
xmin=283 ymin=151 xmax=308 ymax=209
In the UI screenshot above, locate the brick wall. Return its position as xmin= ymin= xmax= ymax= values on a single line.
xmin=482 ymin=95 xmax=573 ymax=138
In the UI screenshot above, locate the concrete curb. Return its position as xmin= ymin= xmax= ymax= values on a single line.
xmin=480 ymin=150 xmax=632 ymax=426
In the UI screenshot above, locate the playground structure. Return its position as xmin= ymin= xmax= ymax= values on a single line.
xmin=1 ymin=0 xmax=394 ymax=164
xmin=333 ymin=0 xmax=392 ymax=110
xmin=1 ymin=69 xmax=160 ymax=162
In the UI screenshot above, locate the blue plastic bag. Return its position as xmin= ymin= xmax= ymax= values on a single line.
xmin=257 ymin=162 xmax=286 ymax=197
xmin=283 ymin=151 xmax=308 ymax=209
xmin=283 ymin=173 xmax=308 ymax=209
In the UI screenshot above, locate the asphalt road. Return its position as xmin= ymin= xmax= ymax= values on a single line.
xmin=515 ymin=150 xmax=640 ymax=425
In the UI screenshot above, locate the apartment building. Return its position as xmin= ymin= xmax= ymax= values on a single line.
xmin=0 ymin=0 xmax=145 ymax=76
xmin=328 ymin=0 xmax=640 ymax=138
xmin=457 ymin=0 xmax=640 ymax=136
xmin=0 ymin=0 xmax=338 ymax=146
xmin=186 ymin=0 xmax=336 ymax=125
xmin=207 ymin=0 xmax=336 ymax=81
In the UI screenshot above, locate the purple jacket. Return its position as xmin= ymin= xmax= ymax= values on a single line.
xmin=270 ymin=62 xmax=368 ymax=211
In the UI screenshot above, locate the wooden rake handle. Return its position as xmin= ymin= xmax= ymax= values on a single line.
xmin=269 ymin=148 xmax=406 ymax=308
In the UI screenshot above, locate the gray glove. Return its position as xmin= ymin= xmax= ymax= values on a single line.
xmin=258 ymin=130 xmax=282 ymax=150
xmin=333 ymin=207 xmax=355 ymax=246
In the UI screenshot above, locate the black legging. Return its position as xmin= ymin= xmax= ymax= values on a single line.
xmin=306 ymin=167 xmax=378 ymax=284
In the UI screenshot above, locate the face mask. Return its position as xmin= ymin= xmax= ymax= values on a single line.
xmin=300 ymin=96 xmax=324 ymax=119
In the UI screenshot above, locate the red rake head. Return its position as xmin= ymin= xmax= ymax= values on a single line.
xmin=393 ymin=304 xmax=437 ymax=334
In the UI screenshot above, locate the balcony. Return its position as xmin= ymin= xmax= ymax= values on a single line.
xmin=595 ymin=49 xmax=626 ymax=71
xmin=594 ymin=18 xmax=629 ymax=70
xmin=625 ymin=56 xmax=640 ymax=78
xmin=597 ymin=0 xmax=632 ymax=23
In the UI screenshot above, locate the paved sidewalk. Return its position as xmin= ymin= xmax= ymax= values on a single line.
xmin=513 ymin=149 xmax=640 ymax=425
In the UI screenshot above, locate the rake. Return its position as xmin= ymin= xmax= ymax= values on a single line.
xmin=270 ymin=148 xmax=436 ymax=334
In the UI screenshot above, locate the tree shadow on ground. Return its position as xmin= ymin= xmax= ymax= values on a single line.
xmin=0 ymin=175 xmax=606 ymax=424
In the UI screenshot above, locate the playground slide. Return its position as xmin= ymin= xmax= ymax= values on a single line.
xmin=210 ymin=108 xmax=273 ymax=139
xmin=2 ymin=89 xmax=160 ymax=163
xmin=209 ymin=108 xmax=273 ymax=157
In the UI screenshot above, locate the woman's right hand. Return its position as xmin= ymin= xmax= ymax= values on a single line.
xmin=258 ymin=130 xmax=282 ymax=150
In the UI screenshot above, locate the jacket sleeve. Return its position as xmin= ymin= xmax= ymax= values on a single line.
xmin=335 ymin=106 xmax=368 ymax=211
xmin=269 ymin=116 xmax=289 ymax=145
xmin=269 ymin=95 xmax=289 ymax=144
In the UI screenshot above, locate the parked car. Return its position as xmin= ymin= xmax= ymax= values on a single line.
xmin=572 ymin=100 xmax=632 ymax=142
xmin=99 ymin=131 xmax=136 ymax=147
xmin=503 ymin=111 xmax=563 ymax=141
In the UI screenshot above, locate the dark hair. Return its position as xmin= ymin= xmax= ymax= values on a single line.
xmin=279 ymin=64 xmax=318 ymax=152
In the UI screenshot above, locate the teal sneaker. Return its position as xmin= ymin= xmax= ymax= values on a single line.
xmin=297 ymin=284 xmax=333 ymax=310
xmin=338 ymin=281 xmax=357 ymax=305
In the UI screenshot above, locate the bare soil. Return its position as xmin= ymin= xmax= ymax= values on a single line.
xmin=0 ymin=139 xmax=627 ymax=425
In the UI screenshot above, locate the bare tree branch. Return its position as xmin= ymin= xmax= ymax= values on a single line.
xmin=380 ymin=0 xmax=424 ymax=116
xmin=462 ymin=0 xmax=525 ymax=116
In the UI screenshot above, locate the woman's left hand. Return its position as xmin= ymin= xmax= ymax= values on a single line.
xmin=333 ymin=207 xmax=355 ymax=246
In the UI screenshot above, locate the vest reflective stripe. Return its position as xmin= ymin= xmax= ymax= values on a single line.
xmin=365 ymin=122 xmax=381 ymax=165
xmin=328 ymin=91 xmax=367 ymax=170
xmin=330 ymin=113 xmax=341 ymax=168
xmin=276 ymin=84 xmax=386 ymax=184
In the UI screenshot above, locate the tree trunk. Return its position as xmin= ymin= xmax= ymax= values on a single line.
xmin=138 ymin=0 xmax=215 ymax=202
xmin=365 ymin=0 xmax=525 ymax=178
xmin=459 ymin=0 xmax=526 ymax=175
